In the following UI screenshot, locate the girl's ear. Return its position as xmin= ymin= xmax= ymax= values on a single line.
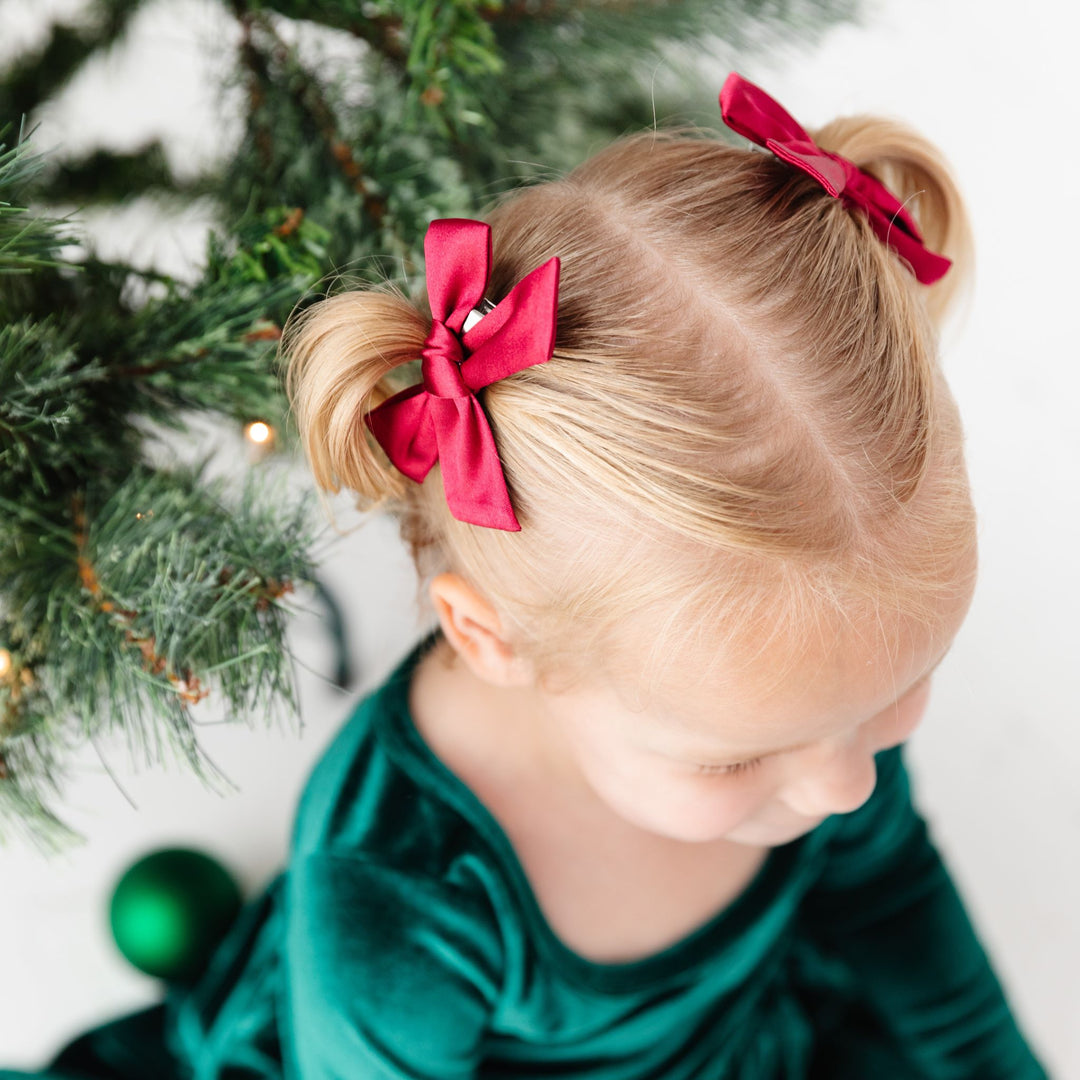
xmin=428 ymin=573 xmax=534 ymax=688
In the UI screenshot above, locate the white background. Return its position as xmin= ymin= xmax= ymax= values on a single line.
xmin=0 ymin=0 xmax=1076 ymax=1075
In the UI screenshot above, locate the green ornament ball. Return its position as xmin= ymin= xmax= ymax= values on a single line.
xmin=108 ymin=847 xmax=242 ymax=984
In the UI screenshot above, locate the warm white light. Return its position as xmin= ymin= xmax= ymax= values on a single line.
xmin=245 ymin=421 xmax=273 ymax=444
xmin=0 ymin=649 xmax=11 ymax=680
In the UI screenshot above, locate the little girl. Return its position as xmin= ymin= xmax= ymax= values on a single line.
xmin=3 ymin=73 xmax=1051 ymax=1080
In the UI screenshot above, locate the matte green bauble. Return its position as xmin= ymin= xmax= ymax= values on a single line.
xmin=108 ymin=847 xmax=242 ymax=983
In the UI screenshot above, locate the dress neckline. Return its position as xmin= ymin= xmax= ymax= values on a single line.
xmin=374 ymin=630 xmax=810 ymax=993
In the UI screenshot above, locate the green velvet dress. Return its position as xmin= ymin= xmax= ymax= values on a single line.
xmin=3 ymin=631 xmax=1051 ymax=1079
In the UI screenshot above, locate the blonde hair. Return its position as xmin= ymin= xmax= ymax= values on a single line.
xmin=283 ymin=114 xmax=977 ymax=695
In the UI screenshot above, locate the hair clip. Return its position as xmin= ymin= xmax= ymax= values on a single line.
xmin=462 ymin=297 xmax=497 ymax=333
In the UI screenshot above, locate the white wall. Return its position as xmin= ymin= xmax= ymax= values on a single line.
xmin=0 ymin=0 xmax=1075 ymax=1074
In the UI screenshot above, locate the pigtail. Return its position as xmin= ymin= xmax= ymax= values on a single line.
xmin=809 ymin=115 xmax=974 ymax=326
xmin=281 ymin=287 xmax=427 ymax=510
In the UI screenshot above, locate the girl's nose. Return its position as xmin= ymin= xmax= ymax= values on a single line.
xmin=784 ymin=737 xmax=879 ymax=819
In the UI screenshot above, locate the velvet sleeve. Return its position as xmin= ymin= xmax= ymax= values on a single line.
xmin=798 ymin=744 xmax=1051 ymax=1080
xmin=283 ymin=851 xmax=504 ymax=1079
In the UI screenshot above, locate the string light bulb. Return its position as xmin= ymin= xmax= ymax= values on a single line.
xmin=244 ymin=420 xmax=276 ymax=462
xmin=0 ymin=649 xmax=11 ymax=681
xmin=245 ymin=421 xmax=273 ymax=445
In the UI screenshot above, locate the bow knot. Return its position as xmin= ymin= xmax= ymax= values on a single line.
xmin=719 ymin=72 xmax=951 ymax=285
xmin=420 ymin=322 xmax=469 ymax=399
xmin=365 ymin=218 xmax=560 ymax=531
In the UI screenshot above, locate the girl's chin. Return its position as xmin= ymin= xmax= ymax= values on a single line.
xmin=612 ymin=803 xmax=826 ymax=845
xmin=645 ymin=816 xmax=826 ymax=846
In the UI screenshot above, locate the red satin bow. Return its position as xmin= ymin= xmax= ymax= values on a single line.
xmin=365 ymin=218 xmax=560 ymax=531
xmin=719 ymin=72 xmax=951 ymax=285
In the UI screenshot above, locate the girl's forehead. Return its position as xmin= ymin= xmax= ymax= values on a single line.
xmin=574 ymin=640 xmax=939 ymax=771
xmin=605 ymin=585 xmax=972 ymax=741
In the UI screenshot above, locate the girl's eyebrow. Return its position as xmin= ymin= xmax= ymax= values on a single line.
xmin=680 ymin=648 xmax=954 ymax=766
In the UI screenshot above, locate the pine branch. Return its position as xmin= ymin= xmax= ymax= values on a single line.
xmin=101 ymin=206 xmax=328 ymax=423
xmin=0 ymin=461 xmax=321 ymax=850
xmin=0 ymin=130 xmax=75 ymax=279
xmin=236 ymin=11 xmax=391 ymax=225
xmin=0 ymin=319 xmax=110 ymax=497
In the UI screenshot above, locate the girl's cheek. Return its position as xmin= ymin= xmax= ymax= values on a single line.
xmin=877 ymin=679 xmax=933 ymax=748
xmin=674 ymin=769 xmax=768 ymax=820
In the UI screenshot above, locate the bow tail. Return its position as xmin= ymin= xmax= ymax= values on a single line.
xmin=365 ymin=387 xmax=439 ymax=483
xmin=431 ymin=396 xmax=520 ymax=531
xmin=862 ymin=203 xmax=952 ymax=285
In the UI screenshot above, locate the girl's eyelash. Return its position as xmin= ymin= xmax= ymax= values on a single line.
xmin=686 ymin=674 xmax=936 ymax=780
xmin=692 ymin=756 xmax=764 ymax=777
